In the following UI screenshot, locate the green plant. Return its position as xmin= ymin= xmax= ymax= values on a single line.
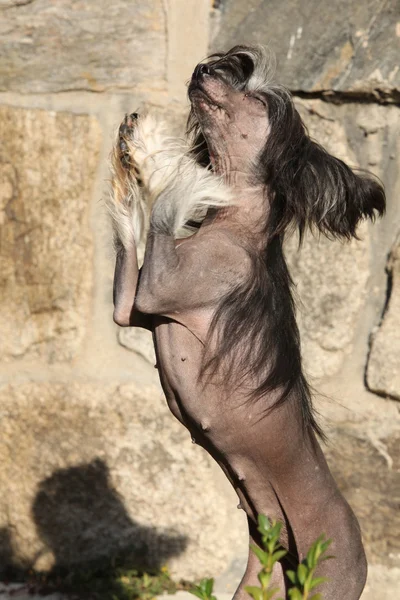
xmin=190 ymin=577 xmax=218 ymax=600
xmin=286 ymin=536 xmax=332 ymax=600
xmin=3 ymin=558 xmax=183 ymax=600
xmin=189 ymin=515 xmax=332 ymax=600
xmin=245 ymin=514 xmax=288 ymax=600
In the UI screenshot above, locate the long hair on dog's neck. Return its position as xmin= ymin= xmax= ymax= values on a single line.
xmin=187 ymin=46 xmax=385 ymax=438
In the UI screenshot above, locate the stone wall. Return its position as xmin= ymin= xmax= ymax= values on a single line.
xmin=0 ymin=1 xmax=399 ymax=597
xmin=0 ymin=0 xmax=246 ymax=583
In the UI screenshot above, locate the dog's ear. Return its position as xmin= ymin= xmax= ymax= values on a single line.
xmin=261 ymin=99 xmax=386 ymax=240
xmin=290 ymin=139 xmax=386 ymax=240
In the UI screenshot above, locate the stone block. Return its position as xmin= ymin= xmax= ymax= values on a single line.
xmin=283 ymin=100 xmax=400 ymax=381
xmin=286 ymin=227 xmax=369 ymax=380
xmin=367 ymin=240 xmax=400 ymax=400
xmin=325 ymin=426 xmax=400 ymax=568
xmin=0 ymin=0 xmax=166 ymax=94
xmin=118 ymin=327 xmax=156 ymax=365
xmin=0 ymin=382 xmax=244 ymax=580
xmin=212 ymin=0 xmax=400 ymax=98
xmin=285 ymin=99 xmax=371 ymax=379
xmin=0 ymin=106 xmax=101 ymax=362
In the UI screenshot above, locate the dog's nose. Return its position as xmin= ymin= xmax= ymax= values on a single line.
xmin=193 ymin=63 xmax=211 ymax=80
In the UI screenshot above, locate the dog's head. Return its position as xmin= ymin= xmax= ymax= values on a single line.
xmin=188 ymin=45 xmax=385 ymax=239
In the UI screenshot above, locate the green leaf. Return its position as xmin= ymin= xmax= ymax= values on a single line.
xmin=286 ymin=570 xmax=297 ymax=585
xmin=270 ymin=522 xmax=282 ymax=540
xmin=257 ymin=570 xmax=270 ymax=588
xmin=250 ymin=544 xmax=269 ymax=566
xmin=297 ymin=563 xmax=307 ymax=586
xmin=288 ymin=588 xmax=303 ymax=600
xmin=188 ymin=589 xmax=205 ymax=600
xmin=271 ymin=549 xmax=287 ymax=563
xmin=204 ymin=578 xmax=214 ymax=597
xmin=314 ymin=545 xmax=322 ymax=563
xmin=245 ymin=585 xmax=264 ymax=600
xmin=321 ymin=554 xmax=335 ymax=563
xmin=306 ymin=543 xmax=317 ymax=569
xmin=320 ymin=538 xmax=332 ymax=553
xmin=267 ymin=540 xmax=275 ymax=555
xmin=315 ymin=537 xmax=323 ymax=551
xmin=309 ymin=576 xmax=327 ymax=590
xmin=309 ymin=594 xmax=323 ymax=600
xmin=312 ymin=535 xmax=330 ymax=564
xmin=257 ymin=514 xmax=271 ymax=535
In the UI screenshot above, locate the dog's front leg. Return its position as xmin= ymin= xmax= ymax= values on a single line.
xmin=109 ymin=112 xmax=233 ymax=324
xmin=109 ymin=114 xmax=153 ymax=329
xmin=112 ymin=242 xmax=153 ymax=329
xmin=134 ymin=184 xmax=245 ymax=318
xmin=135 ymin=227 xmax=240 ymax=317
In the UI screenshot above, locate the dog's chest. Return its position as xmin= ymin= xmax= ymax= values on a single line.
xmin=153 ymin=317 xmax=205 ymax=418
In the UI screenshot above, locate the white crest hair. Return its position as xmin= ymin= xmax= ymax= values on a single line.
xmin=237 ymin=45 xmax=277 ymax=93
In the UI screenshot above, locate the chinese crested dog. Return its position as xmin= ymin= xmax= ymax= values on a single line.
xmin=108 ymin=46 xmax=385 ymax=599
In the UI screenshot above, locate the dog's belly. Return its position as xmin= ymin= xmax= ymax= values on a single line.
xmin=152 ymin=317 xmax=289 ymax=523
xmin=154 ymin=316 xmax=290 ymax=448
xmin=152 ymin=316 xmax=304 ymax=468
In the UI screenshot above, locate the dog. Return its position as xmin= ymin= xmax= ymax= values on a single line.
xmin=108 ymin=45 xmax=385 ymax=599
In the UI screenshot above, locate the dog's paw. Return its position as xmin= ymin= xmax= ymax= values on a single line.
xmin=117 ymin=113 xmax=144 ymax=185
xmin=118 ymin=112 xmax=138 ymax=166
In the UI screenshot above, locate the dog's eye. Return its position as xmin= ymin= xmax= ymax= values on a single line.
xmin=245 ymin=93 xmax=266 ymax=107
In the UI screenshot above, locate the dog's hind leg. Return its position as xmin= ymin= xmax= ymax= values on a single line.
xmin=233 ymin=518 xmax=285 ymax=600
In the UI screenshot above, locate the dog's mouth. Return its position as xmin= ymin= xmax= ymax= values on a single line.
xmin=191 ymin=90 xmax=225 ymax=113
xmin=188 ymin=79 xmax=228 ymax=114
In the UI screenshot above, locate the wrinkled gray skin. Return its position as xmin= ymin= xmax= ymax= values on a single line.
xmin=112 ymin=68 xmax=367 ymax=599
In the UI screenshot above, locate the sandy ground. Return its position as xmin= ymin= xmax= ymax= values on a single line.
xmin=0 ymin=565 xmax=398 ymax=600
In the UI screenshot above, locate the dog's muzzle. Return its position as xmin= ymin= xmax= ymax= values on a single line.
xmin=193 ymin=63 xmax=212 ymax=81
xmin=189 ymin=63 xmax=214 ymax=99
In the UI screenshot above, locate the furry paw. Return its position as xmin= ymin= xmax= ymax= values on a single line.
xmin=118 ymin=113 xmax=143 ymax=186
xmin=108 ymin=112 xmax=149 ymax=248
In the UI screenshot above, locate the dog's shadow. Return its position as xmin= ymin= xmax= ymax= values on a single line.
xmin=1 ymin=459 xmax=187 ymax=593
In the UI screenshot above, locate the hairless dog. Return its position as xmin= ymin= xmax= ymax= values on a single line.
xmin=108 ymin=46 xmax=385 ymax=600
